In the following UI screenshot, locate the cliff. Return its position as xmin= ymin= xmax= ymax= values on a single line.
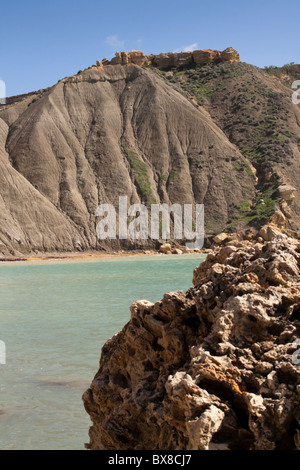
xmin=83 ymin=235 xmax=300 ymax=450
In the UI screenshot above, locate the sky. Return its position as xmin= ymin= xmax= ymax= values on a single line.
xmin=0 ymin=0 xmax=299 ymax=97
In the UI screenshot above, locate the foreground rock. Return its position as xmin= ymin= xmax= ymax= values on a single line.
xmin=83 ymin=235 xmax=300 ymax=450
xmin=159 ymin=243 xmax=172 ymax=254
xmin=213 ymin=232 xmax=229 ymax=245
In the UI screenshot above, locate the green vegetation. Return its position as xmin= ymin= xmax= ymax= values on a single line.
xmin=159 ymin=174 xmax=167 ymax=187
xmin=251 ymin=185 xmax=279 ymax=220
xmin=151 ymin=60 xmax=295 ymax=231
xmin=154 ymin=60 xmax=297 ymax=171
xmin=87 ymin=140 xmax=95 ymax=150
xmin=233 ymin=162 xmax=245 ymax=173
xmin=230 ymin=201 xmax=254 ymax=224
xmin=230 ymin=184 xmax=279 ymax=226
xmin=126 ymin=150 xmax=153 ymax=204
xmin=77 ymin=178 xmax=85 ymax=188
xmin=223 ymin=175 xmax=234 ymax=184
xmin=232 ymin=158 xmax=254 ymax=178
xmin=264 ymin=63 xmax=300 ymax=85
xmin=169 ymin=170 xmax=176 ymax=182
xmin=239 ymin=201 xmax=251 ymax=212
xmin=245 ymin=165 xmax=253 ymax=176
xmin=205 ymin=220 xmax=224 ymax=235
xmin=149 ymin=197 xmax=157 ymax=205
xmin=224 ymin=223 xmax=237 ymax=233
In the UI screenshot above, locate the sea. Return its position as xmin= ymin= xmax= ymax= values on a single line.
xmin=0 ymin=253 xmax=205 ymax=450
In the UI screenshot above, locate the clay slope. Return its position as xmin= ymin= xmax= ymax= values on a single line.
xmin=83 ymin=235 xmax=300 ymax=450
xmin=0 ymin=119 xmax=85 ymax=254
xmin=0 ymin=64 xmax=255 ymax=255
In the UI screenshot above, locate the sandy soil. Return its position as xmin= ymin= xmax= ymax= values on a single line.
xmin=0 ymin=250 xmax=206 ymax=266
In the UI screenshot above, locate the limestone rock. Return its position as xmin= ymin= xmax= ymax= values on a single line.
xmin=83 ymin=234 xmax=300 ymax=450
xmin=271 ymin=209 xmax=286 ymax=227
xmin=213 ymin=232 xmax=229 ymax=244
xmin=259 ymin=224 xmax=282 ymax=241
xmin=193 ymin=47 xmax=240 ymax=65
xmin=281 ymin=200 xmax=293 ymax=219
xmin=160 ymin=243 xmax=172 ymax=254
xmin=128 ymin=50 xmax=149 ymax=67
xmin=110 ymin=51 xmax=128 ymax=65
xmin=173 ymin=52 xmax=193 ymax=67
xmin=172 ymin=248 xmax=183 ymax=255
xmin=102 ymin=48 xmax=241 ymax=69
xmin=151 ymin=52 xmax=192 ymax=69
xmin=152 ymin=53 xmax=178 ymax=68
xmin=220 ymin=47 xmax=241 ymax=63
xmin=165 ymin=71 xmax=174 ymax=79
xmin=278 ymin=185 xmax=296 ymax=201
xmin=193 ymin=49 xmax=219 ymax=64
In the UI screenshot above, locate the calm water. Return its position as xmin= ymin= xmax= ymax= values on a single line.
xmin=0 ymin=253 xmax=204 ymax=450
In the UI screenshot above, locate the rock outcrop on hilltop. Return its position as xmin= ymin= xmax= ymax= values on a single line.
xmin=100 ymin=47 xmax=240 ymax=69
xmin=83 ymin=235 xmax=300 ymax=450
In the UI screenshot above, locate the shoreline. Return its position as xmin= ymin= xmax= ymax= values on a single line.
xmin=0 ymin=249 xmax=207 ymax=265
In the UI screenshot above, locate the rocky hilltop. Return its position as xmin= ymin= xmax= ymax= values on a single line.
xmin=0 ymin=48 xmax=299 ymax=256
xmin=98 ymin=47 xmax=240 ymax=69
xmin=83 ymin=235 xmax=300 ymax=450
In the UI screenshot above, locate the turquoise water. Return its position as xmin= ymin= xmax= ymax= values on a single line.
xmin=0 ymin=254 xmax=205 ymax=450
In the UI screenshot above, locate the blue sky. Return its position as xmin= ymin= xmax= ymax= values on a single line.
xmin=0 ymin=0 xmax=299 ymax=96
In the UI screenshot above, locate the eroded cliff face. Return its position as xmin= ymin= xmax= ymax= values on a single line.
xmin=1 ymin=49 xmax=299 ymax=257
xmin=83 ymin=235 xmax=300 ymax=450
xmin=0 ymin=62 xmax=254 ymax=256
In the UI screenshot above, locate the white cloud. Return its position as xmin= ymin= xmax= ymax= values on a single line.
xmin=105 ymin=35 xmax=125 ymax=49
xmin=174 ymin=42 xmax=198 ymax=53
xmin=136 ymin=38 xmax=143 ymax=49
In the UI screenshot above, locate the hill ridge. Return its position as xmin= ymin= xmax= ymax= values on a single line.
xmin=0 ymin=56 xmax=299 ymax=257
